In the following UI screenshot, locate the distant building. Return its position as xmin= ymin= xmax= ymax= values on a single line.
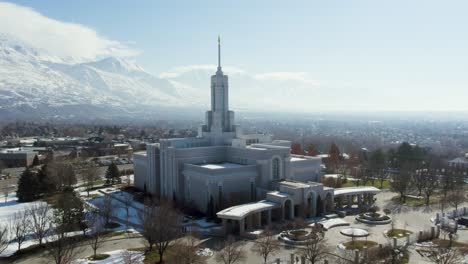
xmin=448 ymin=154 xmax=468 ymax=168
xmin=0 ymin=147 xmax=44 ymax=167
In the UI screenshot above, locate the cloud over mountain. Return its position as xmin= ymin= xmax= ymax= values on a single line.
xmin=0 ymin=2 xmax=140 ymax=63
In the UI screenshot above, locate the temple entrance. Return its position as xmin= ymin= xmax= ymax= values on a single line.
xmin=316 ymin=195 xmax=324 ymax=216
xmin=325 ymin=193 xmax=333 ymax=212
xmin=284 ymin=199 xmax=292 ymax=220
xmin=306 ymin=192 xmax=315 ymax=218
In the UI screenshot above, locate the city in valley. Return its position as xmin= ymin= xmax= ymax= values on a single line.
xmin=0 ymin=1 xmax=467 ymax=264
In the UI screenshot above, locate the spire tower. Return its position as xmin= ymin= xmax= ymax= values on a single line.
xmin=217 ymin=35 xmax=221 ymax=71
xmin=203 ymin=36 xmax=235 ymax=137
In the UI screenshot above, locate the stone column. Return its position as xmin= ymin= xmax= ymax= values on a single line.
xmin=267 ymin=210 xmax=272 ymax=226
xmin=357 ymin=194 xmax=363 ymax=209
xmin=239 ymin=219 xmax=245 ymax=235
xmin=347 ymin=195 xmax=352 ymax=208
xmin=354 ymin=250 xmax=359 ymax=264
xmin=222 ymin=218 xmax=228 ymax=235
xmin=246 ymin=215 xmax=253 ymax=230
xmin=256 ymin=212 xmax=262 ymax=228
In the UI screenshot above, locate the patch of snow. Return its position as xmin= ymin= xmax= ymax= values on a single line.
xmin=72 ymin=249 xmax=144 ymax=264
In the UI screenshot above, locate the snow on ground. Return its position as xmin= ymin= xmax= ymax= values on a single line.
xmin=87 ymin=190 xmax=143 ymax=227
xmin=0 ymin=193 xmax=47 ymax=222
xmin=72 ymin=249 xmax=144 ymax=264
xmin=0 ymin=194 xmax=63 ymax=257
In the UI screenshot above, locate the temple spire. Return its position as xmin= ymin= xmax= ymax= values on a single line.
xmin=217 ymin=35 xmax=221 ymax=71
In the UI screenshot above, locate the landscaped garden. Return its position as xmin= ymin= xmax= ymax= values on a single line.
xmin=342 ymin=240 xmax=378 ymax=250
xmin=386 ymin=229 xmax=413 ymax=238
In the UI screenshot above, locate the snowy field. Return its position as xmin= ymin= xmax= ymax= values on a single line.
xmin=86 ymin=190 xmax=144 ymax=227
xmin=72 ymin=249 xmax=144 ymax=264
xmin=0 ymin=193 xmax=51 ymax=257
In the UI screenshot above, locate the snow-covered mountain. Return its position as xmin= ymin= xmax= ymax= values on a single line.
xmin=0 ymin=35 xmax=323 ymax=121
xmin=0 ymin=37 xmax=196 ymax=121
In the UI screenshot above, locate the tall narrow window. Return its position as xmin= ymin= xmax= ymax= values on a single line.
xmin=218 ymin=185 xmax=223 ymax=207
xmin=250 ymin=181 xmax=255 ymax=200
xmin=272 ymin=157 xmax=280 ymax=180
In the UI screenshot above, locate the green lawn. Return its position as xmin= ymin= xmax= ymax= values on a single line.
xmin=81 ymin=193 xmax=102 ymax=199
xmin=391 ymin=195 xmax=441 ymax=206
xmin=342 ymin=240 xmax=378 ymax=250
xmin=387 ymin=229 xmax=413 ymax=238
xmin=89 ymin=254 xmax=110 ymax=261
xmin=433 ymin=239 xmax=468 ymax=249
xmin=341 ymin=179 xmax=391 ymax=189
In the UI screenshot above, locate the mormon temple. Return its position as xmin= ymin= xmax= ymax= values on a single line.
xmin=133 ymin=38 xmax=379 ymax=235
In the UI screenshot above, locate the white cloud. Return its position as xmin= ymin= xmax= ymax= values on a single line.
xmin=0 ymin=2 xmax=140 ymax=62
xmin=159 ymin=64 xmax=246 ymax=78
xmin=158 ymin=64 xmax=322 ymax=111
xmin=254 ymin=72 xmax=320 ymax=86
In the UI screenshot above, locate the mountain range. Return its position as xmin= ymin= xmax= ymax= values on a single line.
xmin=0 ymin=36 xmax=322 ymax=122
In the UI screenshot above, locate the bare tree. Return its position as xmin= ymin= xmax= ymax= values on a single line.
xmin=47 ymin=162 xmax=77 ymax=190
xmin=80 ymin=166 xmax=100 ymax=197
xmin=296 ymin=225 xmax=328 ymax=264
xmin=251 ymin=230 xmax=280 ymax=264
xmin=121 ymin=250 xmax=138 ymax=264
xmin=48 ymin=225 xmax=82 ymax=264
xmin=422 ymin=169 xmax=438 ymax=206
xmin=138 ymin=203 xmax=157 ymax=251
xmin=428 ymin=247 xmax=464 ymax=264
xmin=411 ymin=170 xmax=425 ymax=197
xmin=215 ymin=236 xmax=246 ymax=264
xmin=2 ymin=185 xmax=11 ymax=204
xmin=447 ymin=188 xmax=466 ymax=211
xmin=96 ymin=195 xmax=114 ymax=227
xmin=86 ymin=212 xmax=107 ymax=259
xmin=172 ymin=234 xmax=206 ymax=264
xmin=391 ymin=165 xmax=411 ymax=203
xmin=9 ymin=210 xmax=30 ymax=251
xmin=28 ymin=203 xmax=52 ymax=246
xmin=138 ymin=199 xmax=182 ymax=263
xmin=0 ymin=224 xmax=9 ymax=254
xmin=121 ymin=192 xmax=134 ymax=230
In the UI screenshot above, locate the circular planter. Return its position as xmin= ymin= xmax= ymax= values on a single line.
xmin=356 ymin=213 xmax=392 ymax=225
xmin=278 ymin=229 xmax=321 ymax=245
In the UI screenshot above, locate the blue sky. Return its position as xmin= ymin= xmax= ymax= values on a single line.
xmin=2 ymin=0 xmax=468 ymax=111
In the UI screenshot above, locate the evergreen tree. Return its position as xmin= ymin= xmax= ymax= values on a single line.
xmin=307 ymin=144 xmax=318 ymax=156
xmin=327 ymin=143 xmax=341 ymax=173
xmin=105 ymin=163 xmax=120 ymax=185
xmin=291 ymin=143 xmax=304 ymax=155
xmin=31 ymin=155 xmax=40 ymax=167
xmin=37 ymin=164 xmax=55 ymax=195
xmin=54 ymin=188 xmax=85 ymax=232
xmin=17 ymin=168 xmax=39 ymax=202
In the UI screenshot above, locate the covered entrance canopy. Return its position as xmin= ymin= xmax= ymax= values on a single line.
xmin=333 ymin=186 xmax=380 ymax=210
xmin=217 ymin=200 xmax=279 ymax=235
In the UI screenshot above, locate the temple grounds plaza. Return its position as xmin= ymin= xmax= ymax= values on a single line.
xmin=205 ymin=190 xmax=468 ymax=264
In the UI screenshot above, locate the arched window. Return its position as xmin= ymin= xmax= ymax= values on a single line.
xmin=272 ymin=157 xmax=280 ymax=180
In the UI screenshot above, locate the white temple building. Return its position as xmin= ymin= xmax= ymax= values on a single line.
xmin=133 ymin=38 xmax=379 ymax=235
